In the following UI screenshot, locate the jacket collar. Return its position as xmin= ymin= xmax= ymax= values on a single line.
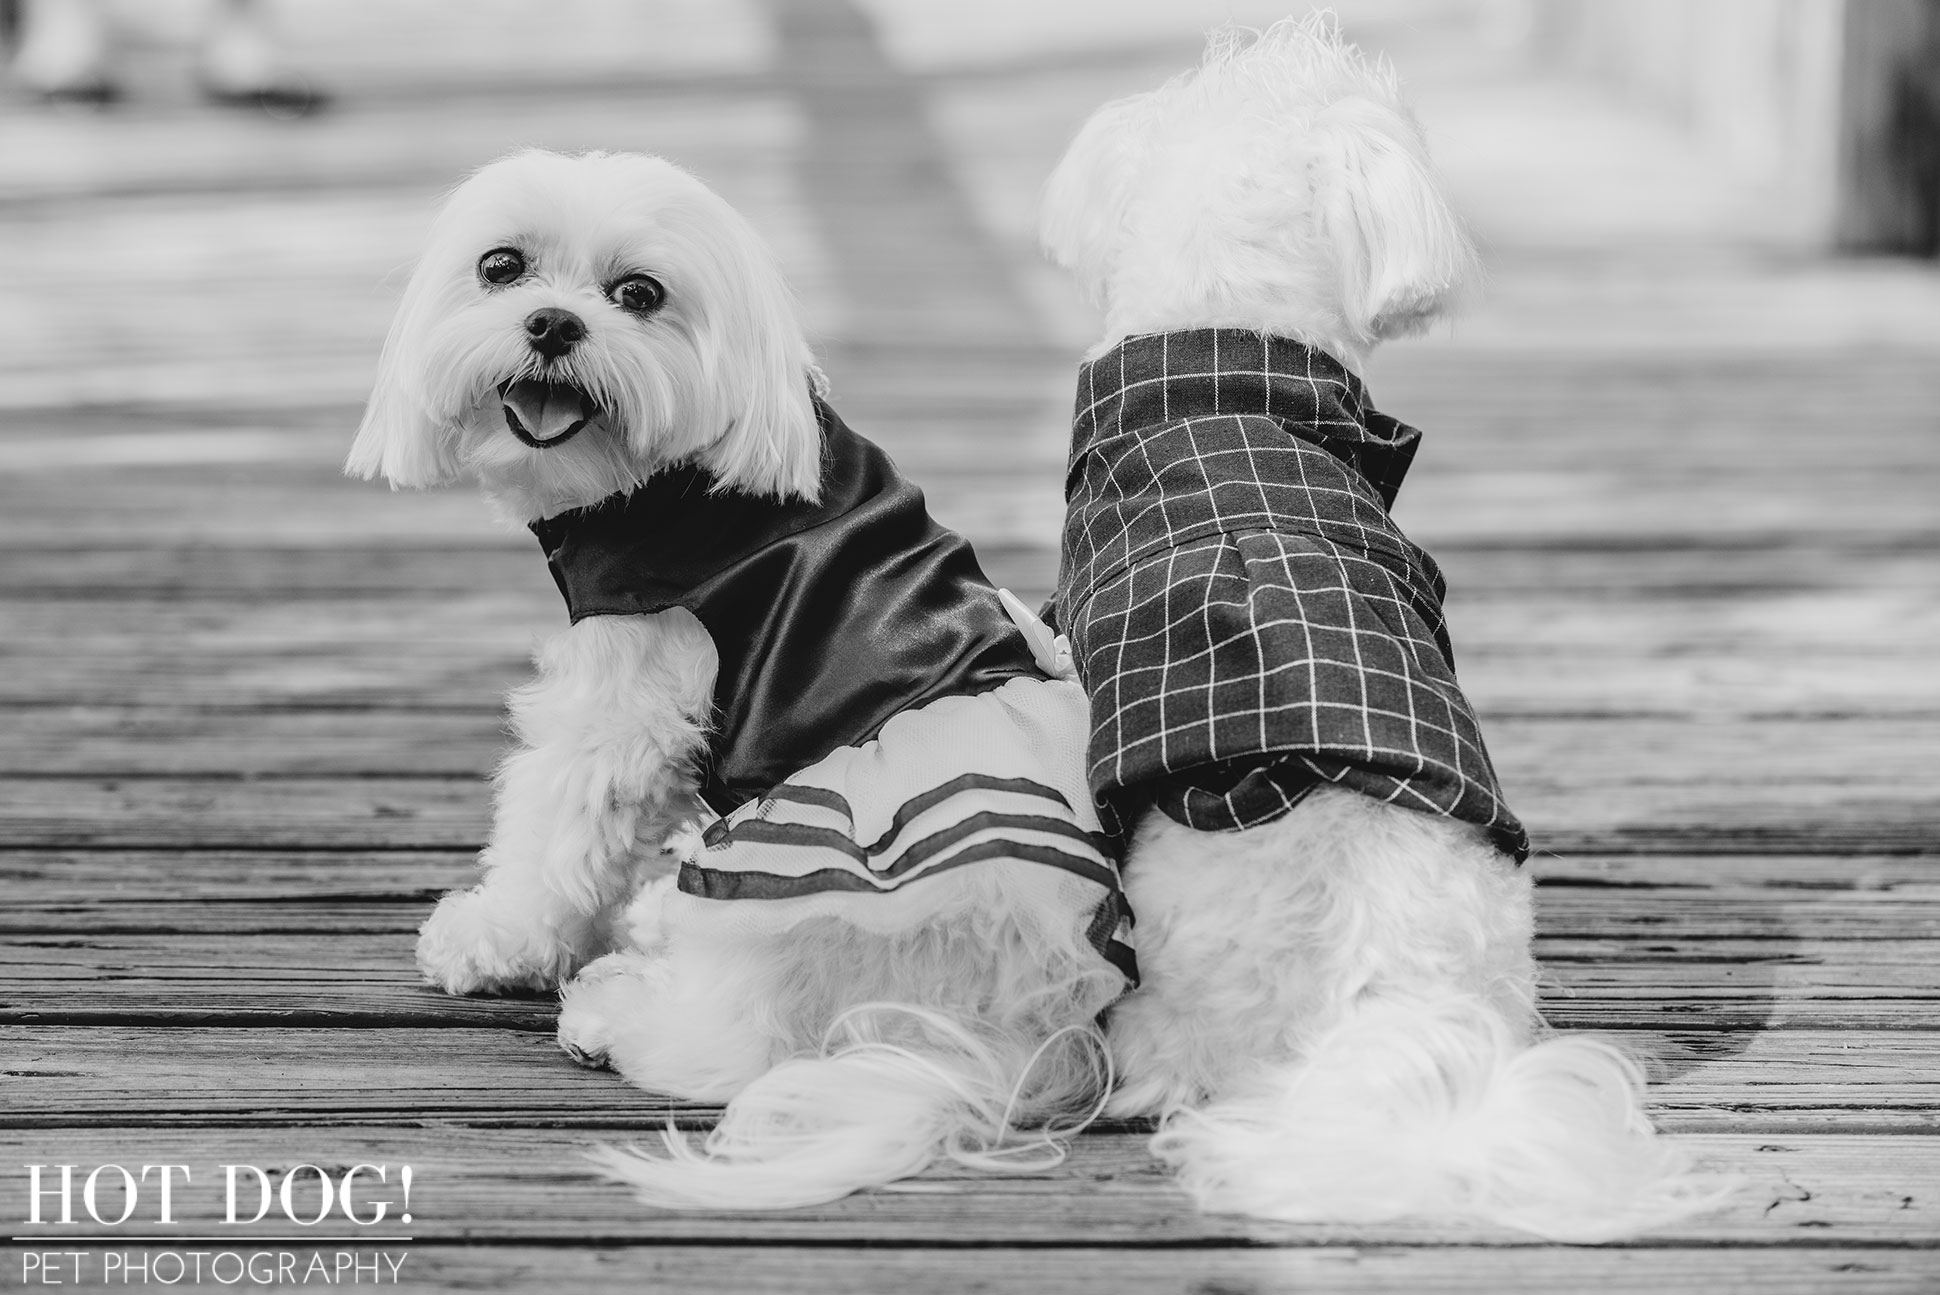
xmin=1070 ymin=329 xmax=1421 ymax=509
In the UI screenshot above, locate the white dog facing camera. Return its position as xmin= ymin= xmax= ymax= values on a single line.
xmin=349 ymin=149 xmax=1132 ymax=1208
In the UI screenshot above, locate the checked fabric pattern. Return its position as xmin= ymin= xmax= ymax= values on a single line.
xmin=1051 ymin=330 xmax=1529 ymax=861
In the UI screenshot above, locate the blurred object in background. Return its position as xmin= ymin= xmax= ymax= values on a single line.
xmin=3 ymin=0 xmax=1935 ymax=431
xmin=1513 ymin=0 xmax=1940 ymax=255
xmin=6 ymin=0 xmax=326 ymax=112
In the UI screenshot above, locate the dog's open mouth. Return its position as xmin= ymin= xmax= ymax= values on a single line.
xmin=499 ymin=378 xmax=595 ymax=448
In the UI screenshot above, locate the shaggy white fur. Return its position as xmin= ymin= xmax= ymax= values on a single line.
xmin=566 ymin=885 xmax=1118 ymax=1208
xmin=414 ymin=612 xmax=712 ymax=994
xmin=1038 ymin=16 xmax=1730 ymax=1240
xmin=1041 ymin=17 xmax=1477 ymax=367
xmin=350 ymin=149 xmax=1119 ymax=1207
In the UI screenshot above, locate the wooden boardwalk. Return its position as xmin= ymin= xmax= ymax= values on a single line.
xmin=4 ymin=2 xmax=1939 ymax=1290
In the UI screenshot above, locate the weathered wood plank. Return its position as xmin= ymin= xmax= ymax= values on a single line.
xmin=14 ymin=927 xmax=1926 ymax=975
xmin=8 ymin=887 xmax=1936 ymax=942
xmin=9 ymin=649 xmax=1932 ymax=715
xmin=0 ymin=1027 xmax=690 ymax=1125
xmin=0 ymin=592 xmax=556 ymax=647
xmin=2 ymin=901 xmax=434 ymax=937
xmin=0 ymin=710 xmax=508 ymax=777
xmin=0 ymin=930 xmax=553 ymax=1028
xmin=4 ymin=848 xmax=1923 ymax=895
xmin=5 ymin=535 xmax=1933 ymax=597
xmin=1537 ymin=893 xmax=1940 ymax=940
xmin=5 ymin=708 xmax=1937 ymax=815
xmin=3 ymin=883 xmax=1931 ymax=941
xmin=22 ymin=1244 xmax=1923 ymax=1295
xmin=1463 ymin=656 xmax=1940 ymax=714
xmin=0 ymin=850 xmax=476 ymax=902
xmin=13 ymin=1239 xmax=1937 ymax=1295
xmin=5 ymin=605 xmax=1933 ymax=715
xmin=6 ymin=761 xmax=1935 ymax=852
xmin=8 ymin=581 xmax=1934 ymax=661
xmin=4 ymin=851 xmax=1934 ymax=941
xmin=5 ymin=935 xmax=1938 ymax=1032
xmin=0 ymin=661 xmax=530 ymax=711
xmin=1536 ymin=853 xmax=1940 ymax=888
xmin=0 ymin=470 xmax=506 ymax=547
xmin=0 ymin=1126 xmax=1933 ymax=1249
xmin=8 ymin=461 xmax=1931 ymax=551
xmin=77 ymin=1020 xmax=1911 ymax=1139
xmin=0 ymin=779 xmax=490 ymax=849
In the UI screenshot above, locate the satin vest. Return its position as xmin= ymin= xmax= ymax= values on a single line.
xmin=530 ymin=397 xmax=1043 ymax=815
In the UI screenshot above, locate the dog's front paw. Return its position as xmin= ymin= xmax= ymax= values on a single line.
xmin=416 ymin=887 xmax=576 ymax=995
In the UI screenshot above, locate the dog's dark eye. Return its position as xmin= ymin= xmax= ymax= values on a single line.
xmin=608 ymin=275 xmax=665 ymax=315
xmin=478 ymin=248 xmax=526 ymax=286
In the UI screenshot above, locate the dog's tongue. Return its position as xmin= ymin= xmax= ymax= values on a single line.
xmin=501 ymin=379 xmax=592 ymax=445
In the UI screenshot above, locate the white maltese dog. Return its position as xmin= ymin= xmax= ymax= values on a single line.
xmin=348 ymin=149 xmax=1134 ymax=1208
xmin=1037 ymin=19 xmax=1725 ymax=1240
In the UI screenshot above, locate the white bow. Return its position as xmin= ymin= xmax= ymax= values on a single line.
xmin=997 ymin=588 xmax=1077 ymax=683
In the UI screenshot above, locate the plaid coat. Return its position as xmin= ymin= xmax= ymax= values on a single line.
xmin=1051 ymin=330 xmax=1529 ymax=861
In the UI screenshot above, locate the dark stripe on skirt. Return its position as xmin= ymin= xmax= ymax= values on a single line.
xmin=858 ymin=773 xmax=1075 ymax=855
xmin=708 ymin=810 xmax=1104 ymax=879
xmin=679 ymin=837 xmax=1121 ymax=902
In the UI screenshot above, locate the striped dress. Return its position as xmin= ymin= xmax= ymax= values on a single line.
xmin=530 ymin=397 xmax=1135 ymax=982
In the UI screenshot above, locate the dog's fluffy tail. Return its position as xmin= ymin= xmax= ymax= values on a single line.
xmin=1149 ymin=995 xmax=1730 ymax=1243
xmin=591 ymin=1004 xmax=1109 ymax=1210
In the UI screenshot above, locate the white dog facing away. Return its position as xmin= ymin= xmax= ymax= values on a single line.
xmin=1036 ymin=18 xmax=1727 ymax=1241
xmin=347 ymin=149 xmax=1135 ymax=1208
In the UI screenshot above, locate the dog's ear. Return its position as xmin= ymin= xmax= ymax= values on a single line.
xmin=1318 ymin=101 xmax=1477 ymax=343
xmin=1039 ymin=92 xmax=1151 ymax=306
xmin=346 ymin=255 xmax=463 ymax=489
xmin=692 ymin=207 xmax=821 ymax=503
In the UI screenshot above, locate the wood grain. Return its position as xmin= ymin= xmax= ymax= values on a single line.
xmin=5 ymin=932 xmax=1937 ymax=1032
xmin=6 ymin=753 xmax=1935 ymax=852
xmin=50 ymin=1245 xmax=1925 ymax=1295
xmin=5 ymin=623 xmax=1932 ymax=715
xmin=0 ymin=1127 xmax=1934 ymax=1247
xmin=9 ymin=882 xmax=1936 ymax=941
xmin=4 ymin=1016 xmax=1939 ymax=1134
xmin=3 ymin=529 xmax=1931 ymax=596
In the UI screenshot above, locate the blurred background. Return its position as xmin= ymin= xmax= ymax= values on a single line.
xmin=2 ymin=0 xmax=1937 ymax=822
xmin=4 ymin=0 xmax=1937 ymax=543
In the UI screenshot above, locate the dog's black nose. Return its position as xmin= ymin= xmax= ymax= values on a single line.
xmin=523 ymin=307 xmax=586 ymax=359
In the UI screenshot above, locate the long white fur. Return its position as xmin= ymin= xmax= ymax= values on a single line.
xmin=352 ymin=149 xmax=1116 ymax=1207
xmin=584 ymin=1004 xmax=1112 ymax=1210
xmin=560 ymin=864 xmax=1123 ymax=1206
xmin=1039 ymin=16 xmax=1730 ymax=1239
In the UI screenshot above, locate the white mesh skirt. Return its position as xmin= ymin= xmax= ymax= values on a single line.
xmin=665 ymin=676 xmax=1136 ymax=986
